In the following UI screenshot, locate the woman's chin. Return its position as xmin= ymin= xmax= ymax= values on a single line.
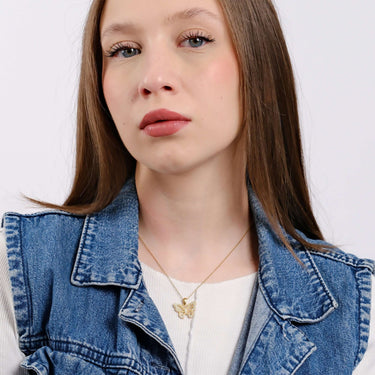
xmin=136 ymin=158 xmax=208 ymax=178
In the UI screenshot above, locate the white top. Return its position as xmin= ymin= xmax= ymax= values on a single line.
xmin=140 ymin=261 xmax=256 ymax=374
xmin=0 ymin=228 xmax=375 ymax=374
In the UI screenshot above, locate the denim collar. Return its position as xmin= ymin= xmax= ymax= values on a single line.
xmin=71 ymin=176 xmax=337 ymax=323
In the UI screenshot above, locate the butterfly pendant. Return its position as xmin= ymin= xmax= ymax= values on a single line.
xmin=173 ymin=298 xmax=196 ymax=319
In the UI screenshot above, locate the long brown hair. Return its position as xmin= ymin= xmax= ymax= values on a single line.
xmin=38 ymin=0 xmax=327 ymax=253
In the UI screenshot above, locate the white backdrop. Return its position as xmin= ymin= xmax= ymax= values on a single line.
xmin=0 ymin=1 xmax=374 ymax=259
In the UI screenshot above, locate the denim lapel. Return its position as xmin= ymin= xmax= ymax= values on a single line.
xmin=233 ymin=187 xmax=339 ymax=374
xmin=71 ymin=176 xmax=141 ymax=288
xmin=70 ymin=177 xmax=183 ymax=373
xmin=248 ymin=187 xmax=338 ymax=323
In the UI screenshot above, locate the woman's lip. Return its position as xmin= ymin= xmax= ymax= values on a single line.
xmin=139 ymin=108 xmax=191 ymax=130
xmin=142 ymin=120 xmax=190 ymax=137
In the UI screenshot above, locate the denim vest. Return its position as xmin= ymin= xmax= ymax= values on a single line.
xmin=2 ymin=177 xmax=374 ymax=374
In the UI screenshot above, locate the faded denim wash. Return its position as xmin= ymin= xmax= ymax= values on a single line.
xmin=2 ymin=176 xmax=374 ymax=374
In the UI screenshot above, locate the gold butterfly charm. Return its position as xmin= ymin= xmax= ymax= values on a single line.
xmin=173 ymin=298 xmax=196 ymax=319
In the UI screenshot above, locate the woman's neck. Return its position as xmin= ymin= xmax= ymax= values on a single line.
xmin=135 ymin=163 xmax=259 ymax=282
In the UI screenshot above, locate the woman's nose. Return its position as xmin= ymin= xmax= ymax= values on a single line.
xmin=137 ymin=48 xmax=178 ymax=98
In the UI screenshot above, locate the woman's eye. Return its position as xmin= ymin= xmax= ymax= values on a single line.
xmin=106 ymin=45 xmax=141 ymax=59
xmin=180 ymin=33 xmax=215 ymax=48
xmin=187 ymin=37 xmax=206 ymax=48
xmin=119 ymin=47 xmax=140 ymax=58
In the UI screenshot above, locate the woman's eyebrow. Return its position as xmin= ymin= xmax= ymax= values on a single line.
xmin=101 ymin=7 xmax=220 ymax=40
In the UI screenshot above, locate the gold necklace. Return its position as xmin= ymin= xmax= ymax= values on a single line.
xmin=138 ymin=227 xmax=250 ymax=319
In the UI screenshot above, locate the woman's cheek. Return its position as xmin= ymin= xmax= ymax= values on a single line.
xmin=197 ymin=54 xmax=239 ymax=97
xmin=199 ymin=56 xmax=240 ymax=114
xmin=102 ymin=72 xmax=113 ymax=107
xmin=102 ymin=72 xmax=123 ymax=119
xmin=213 ymin=56 xmax=239 ymax=88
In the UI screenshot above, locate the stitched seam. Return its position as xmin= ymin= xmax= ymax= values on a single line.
xmin=304 ymin=251 xmax=338 ymax=310
xmin=353 ymin=268 xmax=372 ymax=368
xmin=62 ymin=351 xmax=144 ymax=372
xmin=21 ymin=337 xmax=147 ymax=371
xmin=238 ymin=311 xmax=272 ymax=374
xmin=290 ymin=345 xmax=317 ymax=375
xmin=309 ymin=249 xmax=375 ymax=272
xmin=19 ymin=218 xmax=34 ymax=341
xmin=121 ymin=316 xmax=182 ymax=374
xmin=70 ymin=215 xmax=91 ymax=283
xmin=22 ymin=363 xmax=48 ymax=374
xmin=4 ymin=215 xmax=32 ymax=344
xmin=3 ymin=210 xmax=84 ymax=219
xmin=274 ymin=316 xmax=316 ymax=374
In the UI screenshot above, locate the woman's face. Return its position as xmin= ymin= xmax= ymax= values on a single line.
xmin=101 ymin=0 xmax=241 ymax=175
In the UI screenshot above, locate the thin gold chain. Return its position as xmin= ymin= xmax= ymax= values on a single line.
xmin=138 ymin=227 xmax=250 ymax=302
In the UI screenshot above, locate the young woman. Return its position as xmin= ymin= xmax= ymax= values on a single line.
xmin=1 ymin=0 xmax=374 ymax=373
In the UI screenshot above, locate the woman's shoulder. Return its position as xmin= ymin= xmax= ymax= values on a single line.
xmin=1 ymin=210 xmax=87 ymax=274
xmin=2 ymin=209 xmax=86 ymax=241
xmin=309 ymin=246 xmax=375 ymax=274
xmin=293 ymin=229 xmax=375 ymax=273
xmin=2 ymin=208 xmax=84 ymax=222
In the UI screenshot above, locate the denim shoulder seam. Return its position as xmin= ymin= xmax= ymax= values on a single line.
xmin=354 ymin=267 xmax=373 ymax=368
xmin=2 ymin=210 xmax=84 ymax=222
xmin=308 ymin=249 xmax=375 ymax=273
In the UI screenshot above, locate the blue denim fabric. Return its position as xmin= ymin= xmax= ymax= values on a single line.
xmin=2 ymin=176 xmax=374 ymax=374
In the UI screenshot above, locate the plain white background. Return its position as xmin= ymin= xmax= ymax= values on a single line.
xmin=0 ymin=1 xmax=374 ymax=259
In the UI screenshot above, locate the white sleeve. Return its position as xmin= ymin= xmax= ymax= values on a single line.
xmin=0 ymin=228 xmax=26 ymax=374
xmin=353 ymin=274 xmax=375 ymax=374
